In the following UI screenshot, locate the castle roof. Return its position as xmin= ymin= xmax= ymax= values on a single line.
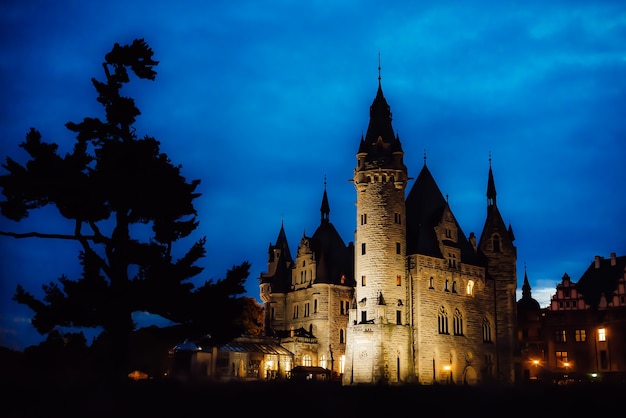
xmin=310 ymin=184 xmax=354 ymax=285
xmin=517 ymin=269 xmax=541 ymax=311
xmin=406 ymin=163 xmax=482 ymax=265
xmin=311 ymin=221 xmax=354 ymax=286
xmin=576 ymin=253 xmax=626 ymax=309
xmin=357 ymin=80 xmax=405 ymax=170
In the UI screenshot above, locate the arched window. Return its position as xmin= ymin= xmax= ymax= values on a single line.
xmin=320 ymin=355 xmax=327 ymax=369
xmin=339 ymin=329 xmax=345 ymax=344
xmin=467 ymin=280 xmax=474 ymax=296
xmin=302 ymin=354 xmax=312 ymax=367
xmin=453 ymin=308 xmax=463 ymax=336
xmin=438 ymin=306 xmax=449 ymax=334
xmin=492 ymin=234 xmax=501 ymax=252
xmin=482 ymin=317 xmax=492 ymax=342
xmin=429 ymin=276 xmax=435 ymax=289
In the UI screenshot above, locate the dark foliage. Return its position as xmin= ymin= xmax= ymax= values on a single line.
xmin=0 ymin=39 xmax=250 ymax=382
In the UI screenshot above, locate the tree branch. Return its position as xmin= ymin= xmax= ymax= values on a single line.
xmin=0 ymin=230 xmax=101 ymax=241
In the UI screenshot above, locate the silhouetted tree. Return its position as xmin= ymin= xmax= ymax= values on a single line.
xmin=0 ymin=39 xmax=248 ymax=382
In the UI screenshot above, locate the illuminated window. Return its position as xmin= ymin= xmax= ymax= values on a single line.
xmin=302 ymin=354 xmax=312 ymax=367
xmin=575 ymin=329 xmax=586 ymax=342
xmin=396 ymin=275 xmax=401 ymax=286
xmin=467 ymin=280 xmax=474 ymax=296
xmin=598 ymin=328 xmax=606 ymax=342
xmin=482 ymin=317 xmax=492 ymax=342
xmin=361 ymin=275 xmax=366 ymax=286
xmin=284 ymin=358 xmax=292 ymax=372
xmin=320 ymin=355 xmax=327 ymax=369
xmin=438 ymin=306 xmax=449 ymax=334
xmin=556 ymin=351 xmax=568 ymax=366
xmin=340 ymin=355 xmax=346 ymax=374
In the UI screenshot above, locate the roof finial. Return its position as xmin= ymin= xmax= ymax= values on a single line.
xmin=489 ymin=150 xmax=492 ymax=167
xmin=424 ymin=149 xmax=427 ymax=166
xmin=378 ymin=52 xmax=381 ymax=83
xmin=324 ymin=174 xmax=327 ymax=189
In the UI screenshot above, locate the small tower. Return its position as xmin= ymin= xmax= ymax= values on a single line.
xmin=344 ymin=66 xmax=411 ymax=385
xmin=478 ymin=155 xmax=518 ymax=383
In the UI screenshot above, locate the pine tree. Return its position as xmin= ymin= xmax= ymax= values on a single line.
xmin=0 ymin=39 xmax=248 ymax=382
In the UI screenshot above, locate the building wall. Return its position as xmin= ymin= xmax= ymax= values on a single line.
xmin=518 ymin=254 xmax=626 ymax=384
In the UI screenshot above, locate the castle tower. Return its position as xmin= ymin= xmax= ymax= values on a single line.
xmin=478 ymin=157 xmax=518 ymax=382
xmin=343 ymin=71 xmax=411 ymax=384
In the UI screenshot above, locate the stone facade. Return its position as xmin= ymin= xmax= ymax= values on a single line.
xmin=260 ymin=78 xmax=518 ymax=385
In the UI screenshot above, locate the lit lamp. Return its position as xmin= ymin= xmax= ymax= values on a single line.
xmin=563 ymin=361 xmax=570 ymax=383
xmin=443 ymin=364 xmax=452 ymax=383
xmin=531 ymin=359 xmax=540 ymax=380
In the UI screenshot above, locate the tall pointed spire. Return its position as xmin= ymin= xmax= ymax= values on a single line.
xmin=487 ymin=151 xmax=497 ymax=207
xmin=321 ymin=175 xmax=330 ymax=223
xmin=521 ymin=264 xmax=532 ymax=299
xmin=357 ymin=56 xmax=404 ymax=170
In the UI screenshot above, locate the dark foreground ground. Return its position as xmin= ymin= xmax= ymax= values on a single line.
xmin=3 ymin=376 xmax=624 ymax=418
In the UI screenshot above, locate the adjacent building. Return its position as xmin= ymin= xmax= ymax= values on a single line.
xmin=518 ymin=253 xmax=626 ymax=383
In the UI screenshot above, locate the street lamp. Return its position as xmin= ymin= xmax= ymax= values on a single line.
xmin=563 ymin=361 xmax=570 ymax=383
xmin=443 ymin=364 xmax=452 ymax=384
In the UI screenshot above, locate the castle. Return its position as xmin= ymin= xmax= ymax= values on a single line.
xmin=259 ymin=75 xmax=518 ymax=385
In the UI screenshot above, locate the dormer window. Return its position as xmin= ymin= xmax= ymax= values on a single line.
xmin=492 ymin=234 xmax=501 ymax=252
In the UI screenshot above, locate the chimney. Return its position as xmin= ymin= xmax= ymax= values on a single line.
xmin=594 ymin=256 xmax=601 ymax=269
xmin=611 ymin=252 xmax=616 ymax=266
xmin=469 ymin=232 xmax=477 ymax=251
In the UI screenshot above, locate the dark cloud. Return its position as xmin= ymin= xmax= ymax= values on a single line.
xmin=1 ymin=0 xmax=625 ymax=349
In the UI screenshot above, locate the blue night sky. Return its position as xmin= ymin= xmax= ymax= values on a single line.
xmin=1 ymin=1 xmax=625 ymax=350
